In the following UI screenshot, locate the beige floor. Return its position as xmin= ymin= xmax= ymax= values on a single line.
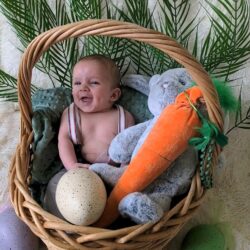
xmin=0 ymin=102 xmax=19 ymax=208
xmin=168 ymin=128 xmax=250 ymax=250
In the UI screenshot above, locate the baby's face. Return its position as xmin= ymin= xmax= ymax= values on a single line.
xmin=72 ymin=59 xmax=120 ymax=113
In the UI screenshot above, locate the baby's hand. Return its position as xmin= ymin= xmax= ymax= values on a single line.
xmin=73 ymin=163 xmax=90 ymax=169
xmin=78 ymin=163 xmax=90 ymax=169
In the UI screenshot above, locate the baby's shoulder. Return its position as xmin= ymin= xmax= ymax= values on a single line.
xmin=123 ymin=108 xmax=135 ymax=128
xmin=60 ymin=106 xmax=69 ymax=121
xmin=117 ymin=104 xmax=135 ymax=126
xmin=60 ymin=103 xmax=77 ymax=127
xmin=61 ymin=103 xmax=74 ymax=115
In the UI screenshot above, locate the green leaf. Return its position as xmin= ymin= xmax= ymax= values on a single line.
xmin=112 ymin=0 xmax=164 ymax=74
xmin=69 ymin=0 xmax=130 ymax=75
xmin=226 ymin=83 xmax=250 ymax=134
xmin=0 ymin=69 xmax=38 ymax=102
xmin=70 ymin=0 xmax=102 ymax=20
xmin=0 ymin=0 xmax=78 ymax=87
xmin=114 ymin=0 xmax=155 ymax=28
xmin=159 ymin=0 xmax=198 ymax=44
xmin=199 ymin=0 xmax=250 ymax=79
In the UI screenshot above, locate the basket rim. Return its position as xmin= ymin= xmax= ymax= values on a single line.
xmin=10 ymin=19 xmax=222 ymax=249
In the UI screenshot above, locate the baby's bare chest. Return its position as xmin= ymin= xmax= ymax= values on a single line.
xmin=80 ymin=112 xmax=118 ymax=144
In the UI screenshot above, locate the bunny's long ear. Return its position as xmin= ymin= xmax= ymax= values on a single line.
xmin=121 ymin=68 xmax=193 ymax=96
xmin=121 ymin=74 xmax=151 ymax=95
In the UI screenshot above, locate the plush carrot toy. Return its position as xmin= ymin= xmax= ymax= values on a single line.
xmin=95 ymin=86 xmax=203 ymax=227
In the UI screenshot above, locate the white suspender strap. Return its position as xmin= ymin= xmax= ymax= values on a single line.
xmin=117 ymin=105 xmax=126 ymax=133
xmin=75 ymin=105 xmax=81 ymax=143
xmin=67 ymin=103 xmax=81 ymax=145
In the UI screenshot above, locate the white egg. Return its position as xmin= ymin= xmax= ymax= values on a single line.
xmin=55 ymin=168 xmax=107 ymax=225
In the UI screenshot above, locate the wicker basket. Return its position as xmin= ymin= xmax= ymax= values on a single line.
xmin=9 ymin=19 xmax=224 ymax=249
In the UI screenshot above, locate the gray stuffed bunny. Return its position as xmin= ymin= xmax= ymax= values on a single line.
xmin=90 ymin=68 xmax=198 ymax=224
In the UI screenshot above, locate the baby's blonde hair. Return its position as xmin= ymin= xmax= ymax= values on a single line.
xmin=76 ymin=54 xmax=121 ymax=88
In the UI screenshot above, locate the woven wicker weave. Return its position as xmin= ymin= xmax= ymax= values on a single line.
xmin=9 ymin=19 xmax=223 ymax=250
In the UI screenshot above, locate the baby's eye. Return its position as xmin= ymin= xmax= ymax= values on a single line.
xmin=90 ymin=81 xmax=100 ymax=85
xmin=74 ymin=81 xmax=81 ymax=85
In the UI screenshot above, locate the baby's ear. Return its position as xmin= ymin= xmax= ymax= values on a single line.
xmin=111 ymin=88 xmax=121 ymax=101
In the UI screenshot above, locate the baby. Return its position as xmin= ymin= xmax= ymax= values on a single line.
xmin=43 ymin=55 xmax=134 ymax=217
xmin=58 ymin=54 xmax=135 ymax=170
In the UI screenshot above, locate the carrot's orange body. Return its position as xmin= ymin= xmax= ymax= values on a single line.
xmin=95 ymin=86 xmax=203 ymax=227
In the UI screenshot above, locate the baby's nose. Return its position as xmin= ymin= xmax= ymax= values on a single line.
xmin=81 ymin=83 xmax=89 ymax=91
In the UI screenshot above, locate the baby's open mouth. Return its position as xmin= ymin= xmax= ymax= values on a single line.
xmin=80 ymin=96 xmax=92 ymax=102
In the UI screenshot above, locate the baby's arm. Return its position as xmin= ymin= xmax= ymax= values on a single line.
xmin=58 ymin=108 xmax=87 ymax=170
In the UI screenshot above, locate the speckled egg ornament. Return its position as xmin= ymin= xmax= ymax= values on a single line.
xmin=55 ymin=168 xmax=107 ymax=225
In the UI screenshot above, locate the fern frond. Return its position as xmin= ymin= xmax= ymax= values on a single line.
xmin=200 ymin=0 xmax=250 ymax=79
xmin=226 ymin=82 xmax=250 ymax=133
xmin=113 ymin=0 xmax=165 ymax=74
xmin=70 ymin=0 xmax=129 ymax=75
xmin=0 ymin=0 xmax=78 ymax=87
xmin=114 ymin=0 xmax=155 ymax=28
xmin=70 ymin=0 xmax=102 ymax=20
xmin=0 ymin=69 xmax=38 ymax=102
xmin=143 ymin=0 xmax=199 ymax=72
xmin=159 ymin=0 xmax=199 ymax=45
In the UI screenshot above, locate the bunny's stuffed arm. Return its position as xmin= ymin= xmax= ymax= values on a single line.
xmin=108 ymin=120 xmax=151 ymax=164
xmin=90 ymin=121 xmax=150 ymax=186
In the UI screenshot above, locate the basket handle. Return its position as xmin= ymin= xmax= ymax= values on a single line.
xmin=17 ymin=19 xmax=223 ymax=135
